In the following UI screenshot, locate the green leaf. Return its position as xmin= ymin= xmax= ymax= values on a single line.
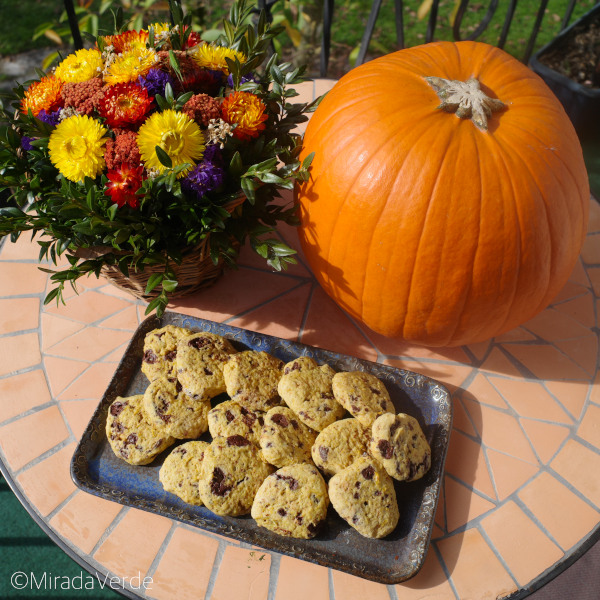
xmin=240 ymin=177 xmax=256 ymax=203
xmin=229 ymin=151 xmax=243 ymax=177
xmin=302 ymin=152 xmax=315 ymax=170
xmin=145 ymin=272 xmax=163 ymax=295
xmin=168 ymin=52 xmax=183 ymax=82
xmin=161 ymin=279 xmax=178 ymax=292
xmin=107 ymin=203 xmax=119 ymax=221
xmin=164 ymin=82 xmax=175 ymax=104
xmin=155 ymin=146 xmax=172 ymax=169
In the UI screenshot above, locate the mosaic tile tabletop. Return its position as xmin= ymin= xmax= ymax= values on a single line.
xmin=1 ymin=79 xmax=600 ymax=600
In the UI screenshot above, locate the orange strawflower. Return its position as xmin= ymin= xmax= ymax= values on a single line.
xmin=103 ymin=30 xmax=149 ymax=53
xmin=220 ymin=91 xmax=268 ymax=141
xmin=21 ymin=75 xmax=63 ymax=117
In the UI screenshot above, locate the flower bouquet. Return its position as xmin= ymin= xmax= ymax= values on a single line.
xmin=0 ymin=0 xmax=319 ymax=316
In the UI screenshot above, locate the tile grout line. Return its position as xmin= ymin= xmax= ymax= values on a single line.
xmin=430 ymin=541 xmax=461 ymax=600
xmin=203 ymin=539 xmax=227 ymax=600
xmin=266 ymin=552 xmax=281 ymax=600
xmin=328 ymin=566 xmax=335 ymax=600
xmin=143 ymin=521 xmax=179 ymax=596
xmin=477 ymin=523 xmax=521 ymax=590
xmin=88 ymin=504 xmax=130 ymax=557
xmin=3 ymin=436 xmax=76 ymax=478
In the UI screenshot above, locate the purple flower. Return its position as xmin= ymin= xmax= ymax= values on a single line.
xmin=226 ymin=72 xmax=259 ymax=88
xmin=203 ymin=144 xmax=222 ymax=165
xmin=37 ymin=109 xmax=61 ymax=126
xmin=182 ymin=159 xmax=225 ymax=200
xmin=21 ymin=136 xmax=34 ymax=151
xmin=138 ymin=69 xmax=174 ymax=98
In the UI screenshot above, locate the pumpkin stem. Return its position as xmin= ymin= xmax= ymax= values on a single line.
xmin=424 ymin=76 xmax=505 ymax=131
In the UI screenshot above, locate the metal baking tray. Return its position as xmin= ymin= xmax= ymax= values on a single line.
xmin=71 ymin=312 xmax=452 ymax=584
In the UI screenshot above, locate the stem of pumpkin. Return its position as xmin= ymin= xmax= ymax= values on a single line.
xmin=424 ymin=76 xmax=505 ymax=131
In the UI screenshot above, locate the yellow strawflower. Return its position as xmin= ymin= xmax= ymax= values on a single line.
xmin=137 ymin=109 xmax=204 ymax=177
xmin=191 ymin=43 xmax=245 ymax=73
xmin=104 ymin=47 xmax=157 ymax=85
xmin=55 ymin=49 xmax=103 ymax=83
xmin=48 ymin=115 xmax=107 ymax=182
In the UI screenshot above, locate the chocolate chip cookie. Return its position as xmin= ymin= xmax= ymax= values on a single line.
xmin=207 ymin=399 xmax=264 ymax=446
xmin=251 ymin=463 xmax=329 ymax=538
xmin=106 ymin=395 xmax=174 ymax=465
xmin=176 ymin=331 xmax=238 ymax=399
xmin=198 ymin=435 xmax=274 ymax=516
xmin=223 ymin=351 xmax=284 ymax=411
xmin=311 ymin=418 xmax=371 ymax=476
xmin=141 ymin=325 xmax=192 ymax=382
xmin=159 ymin=441 xmax=210 ymax=505
xmin=332 ymin=371 xmax=394 ymax=427
xmin=260 ymin=406 xmax=317 ymax=468
xmin=369 ymin=413 xmax=431 ymax=482
xmin=328 ymin=456 xmax=399 ymax=539
xmin=143 ymin=376 xmax=210 ymax=439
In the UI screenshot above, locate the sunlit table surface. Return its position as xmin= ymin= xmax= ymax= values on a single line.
xmin=1 ymin=79 xmax=600 ymax=600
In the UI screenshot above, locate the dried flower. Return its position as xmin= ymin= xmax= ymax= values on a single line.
xmin=182 ymin=94 xmax=221 ymax=127
xmin=104 ymin=47 xmax=157 ymax=85
xmin=221 ymin=91 xmax=268 ymax=141
xmin=21 ymin=75 xmax=63 ymax=117
xmin=182 ymin=159 xmax=225 ymax=199
xmin=61 ymin=78 xmax=105 ymax=116
xmin=104 ymin=130 xmax=142 ymax=171
xmin=105 ymin=163 xmax=144 ymax=208
xmin=192 ymin=43 xmax=245 ymax=74
xmin=98 ymin=83 xmax=153 ymax=128
xmin=138 ymin=68 xmax=174 ymax=98
xmin=55 ymin=49 xmax=103 ymax=83
xmin=205 ymin=118 xmax=235 ymax=148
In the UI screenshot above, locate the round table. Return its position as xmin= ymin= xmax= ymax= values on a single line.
xmin=1 ymin=79 xmax=600 ymax=600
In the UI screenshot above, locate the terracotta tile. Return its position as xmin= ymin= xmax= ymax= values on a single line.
xmin=486 ymin=449 xmax=539 ymax=500
xmin=462 ymin=400 xmax=537 ymax=465
xmin=489 ymin=378 xmax=572 ymax=424
xmin=0 ymin=405 xmax=70 ymax=470
xmin=551 ymin=281 xmax=591 ymax=304
xmin=588 ymin=197 xmax=600 ymax=233
xmin=555 ymin=335 xmax=598 ymax=376
xmin=551 ymin=439 xmax=600 ymax=508
xmin=554 ymin=293 xmax=596 ymax=328
xmin=0 ymin=369 xmax=51 ymax=422
xmin=466 ymin=339 xmax=492 ymax=361
xmin=581 ymin=233 xmax=600 ymax=265
xmin=236 ymin=241 xmax=312 ymax=279
xmin=0 ymin=233 xmax=45 ymax=260
xmin=434 ymin=479 xmax=446 ymax=530
xmin=523 ymin=307 xmax=591 ymax=342
xmin=494 ymin=327 xmax=537 ymax=343
xmin=444 ymin=477 xmax=496 ymax=532
xmin=170 ymin=267 xmax=300 ymax=323
xmin=47 ymin=326 xmax=132 ymax=362
xmin=479 ymin=348 xmax=525 ymax=378
xmin=93 ymin=509 xmax=172 ymax=580
xmin=444 ymin=430 xmax=496 ymax=499
xmin=60 ymin=399 xmax=99 ymax=440
xmin=0 ymin=296 xmax=39 ymax=334
xmin=481 ymin=500 xmax=562 ymax=586
xmin=301 ymin=286 xmax=378 ymax=361
xmin=229 ymin=283 xmax=312 ymax=341
xmin=591 ymin=373 xmax=600 ymax=406
xmin=101 ymin=343 xmax=128 ymax=363
xmin=436 ymin=527 xmax=517 ymax=600
xmin=461 ymin=373 xmax=509 ymax=409
xmin=503 ymin=343 xmax=589 ymax=381
xmin=519 ymin=472 xmax=600 ymax=550
xmin=100 ymin=282 xmax=141 ymax=301
xmin=148 ymin=527 xmax=219 ymax=600
xmin=44 ymin=356 xmax=90 ymax=397
xmin=577 ymin=403 xmax=600 ymax=450
xmin=314 ymin=78 xmax=337 ymax=98
xmin=0 ymin=332 xmax=41 ymax=376
xmin=79 ymin=273 xmax=108 ymax=290
xmin=50 ymin=491 xmax=123 ymax=554
xmin=274 ymin=556 xmax=329 ymax=600
xmin=0 ymin=262 xmax=48 ymax=295
xmin=98 ymin=305 xmax=140 ymax=331
xmin=41 ymin=313 xmax=86 ymax=351
xmin=332 ymin=570 xmax=389 ymax=600
xmin=386 ymin=358 xmax=473 ymax=394
xmin=519 ymin=419 xmax=570 ymax=464
xmin=57 ymin=362 xmax=117 ymax=401
xmin=451 ymin=395 xmax=478 ymax=438
xmin=589 ymin=266 xmax=600 ymax=297
xmin=395 ymin=550 xmax=456 ymax=599
xmin=16 ymin=443 xmax=77 ymax=516
xmin=545 ymin=380 xmax=591 ymax=420
xmin=210 ymin=546 xmax=271 ymax=600
xmin=292 ymin=79 xmax=316 ymax=104
xmin=568 ymin=257 xmax=589 ymax=286
xmin=44 ymin=289 xmax=134 ymax=324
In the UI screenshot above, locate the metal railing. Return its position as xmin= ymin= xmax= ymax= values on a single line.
xmin=62 ymin=0 xmax=582 ymax=77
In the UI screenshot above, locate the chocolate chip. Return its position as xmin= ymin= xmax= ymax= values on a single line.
xmin=112 ymin=422 xmax=124 ymax=434
xmin=307 ymin=520 xmax=324 ymax=536
xmin=189 ymin=337 xmax=210 ymax=350
xmin=319 ymin=446 xmax=329 ymax=461
xmin=296 ymin=515 xmax=303 ymax=524
xmin=284 ymin=362 xmax=301 ymax=375
xmin=210 ymin=467 xmax=232 ymax=496
xmin=353 ymin=492 xmax=360 ymax=499
xmin=204 ymin=367 xmax=213 ymax=376
xmin=389 ymin=421 xmax=400 ymax=436
xmin=125 ymin=433 xmax=137 ymax=446
xmin=320 ymin=392 xmax=334 ymax=399
xmin=159 ymin=414 xmax=172 ymax=424
xmin=290 ymin=419 xmax=299 ymax=429
xmin=369 ymin=387 xmax=381 ymax=395
xmin=352 ymin=515 xmax=359 ymax=524
xmin=275 ymin=474 xmax=299 ymax=490
xmin=351 ymin=405 xmax=361 ymax=413
xmin=175 ymin=380 xmax=182 ymax=394
xmin=143 ymin=349 xmax=158 ymax=364
xmin=227 ymin=435 xmax=250 ymax=447
xmin=153 ymin=438 xmax=164 ymax=449
xmin=110 ymin=402 xmax=126 ymax=416
xmin=374 ymin=490 xmax=382 ymax=496
xmin=277 ymin=508 xmax=287 ymax=516
xmin=378 ymin=439 xmax=394 ymax=460
xmin=165 ymin=350 xmax=177 ymax=361
xmin=355 ymin=481 xmax=361 ymax=488
xmin=241 ymin=411 xmax=256 ymax=427
xmin=258 ymin=416 xmax=264 ymax=426
xmin=225 ymin=410 xmax=235 ymax=422
xmin=175 ymin=447 xmax=187 ymax=455
xmin=361 ymin=465 xmax=375 ymax=480
xmin=271 ymin=413 xmax=289 ymax=427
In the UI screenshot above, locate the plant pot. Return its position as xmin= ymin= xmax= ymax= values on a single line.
xmin=529 ymin=4 xmax=600 ymax=142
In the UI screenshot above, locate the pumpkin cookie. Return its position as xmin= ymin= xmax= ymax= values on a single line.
xmin=223 ymin=351 xmax=284 ymax=411
xmin=260 ymin=406 xmax=317 ymax=468
xmin=143 ymin=377 xmax=210 ymax=439
xmin=141 ymin=325 xmax=192 ymax=382
xmin=311 ymin=418 xmax=371 ymax=476
xmin=278 ymin=359 xmax=344 ymax=431
xmin=198 ymin=436 xmax=274 ymax=516
xmin=332 ymin=371 xmax=394 ymax=427
xmin=176 ymin=331 xmax=237 ymax=400
xmin=106 ymin=395 xmax=174 ymax=465
xmin=207 ymin=399 xmax=265 ymax=446
xmin=328 ymin=456 xmax=399 ymax=539
xmin=251 ymin=463 xmax=329 ymax=539
xmin=159 ymin=441 xmax=210 ymax=505
xmin=282 ymin=356 xmax=319 ymax=375
xmin=369 ymin=413 xmax=431 ymax=482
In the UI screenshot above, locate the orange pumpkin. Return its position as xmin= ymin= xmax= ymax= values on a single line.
xmin=296 ymin=41 xmax=590 ymax=347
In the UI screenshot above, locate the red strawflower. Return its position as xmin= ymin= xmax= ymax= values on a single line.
xmin=98 ymin=83 xmax=153 ymax=128
xmin=105 ymin=163 xmax=144 ymax=208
